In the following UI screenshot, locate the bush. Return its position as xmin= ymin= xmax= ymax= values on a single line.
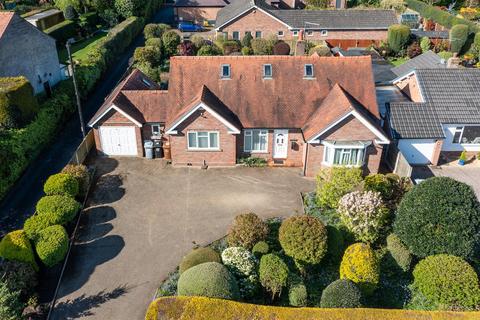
xmin=177 ymin=262 xmax=240 ymax=300
xmin=338 ymin=191 xmax=389 ymax=243
xmin=316 ymin=167 xmax=363 ymax=209
xmin=238 ymin=156 xmax=267 ymax=167
xmin=380 ymin=0 xmax=405 ymax=13
xmin=197 ymin=44 xmax=222 ymax=56
xmin=251 ymin=38 xmax=273 ymax=55
xmin=179 ymin=41 xmax=196 ymax=56
xmin=289 ymin=284 xmax=307 ymax=307
xmin=252 ymin=241 xmax=269 ymax=257
xmin=259 ymin=254 xmax=289 ymax=299
xmin=44 ymin=173 xmax=79 ymax=197
xmin=394 ymin=177 xmax=480 ymax=259
xmin=420 ymin=36 xmax=431 ymax=53
xmin=0 ymin=230 xmax=37 ymax=270
xmin=326 ymin=225 xmax=344 ymax=260
xmin=222 ymin=40 xmax=241 ymax=55
xmin=24 ymin=214 xmax=55 ymax=241
xmin=320 ymin=279 xmax=363 ymax=308
xmin=407 ymin=42 xmax=422 ymax=58
xmin=387 ymin=24 xmax=411 ymax=53
xmin=308 ymin=45 xmax=331 ymax=56
xmin=412 ymin=254 xmax=480 ymax=310
xmin=227 ymin=213 xmax=269 ymax=250
xmin=144 ymin=23 xmax=169 ymax=39
xmin=241 ymin=32 xmax=253 ymax=48
xmin=221 ymin=247 xmax=258 ymax=299
xmin=386 ymin=233 xmax=412 ymax=272
xmin=363 ymin=173 xmax=396 ymax=202
xmin=191 ymin=34 xmax=206 ymax=48
xmin=0 ymin=280 xmax=23 ymax=320
xmin=471 ymin=33 xmax=480 ymax=59
xmin=114 ymin=0 xmax=142 ymax=18
xmin=241 ymin=46 xmax=252 ymax=55
xmin=162 ymin=30 xmax=181 ymax=57
xmin=134 ymin=46 xmax=162 ymax=65
xmin=145 ymin=37 xmax=162 ymax=48
xmin=437 ymin=50 xmax=453 ymax=60
xmin=64 ymin=5 xmax=77 ymax=20
xmin=35 ymin=225 xmax=69 ymax=267
xmin=273 ymin=41 xmax=290 ymax=55
xmin=179 ymin=247 xmax=221 ymax=274
xmin=62 ymin=164 xmax=90 ymax=196
xmin=450 ymin=24 xmax=469 ymax=53
xmin=36 ymin=195 xmax=81 ymax=225
xmin=0 ymin=77 xmax=39 ymax=128
xmin=44 ymin=19 xmax=77 ymax=43
xmin=339 ymin=243 xmax=379 ymax=295
xmin=0 ymin=260 xmax=38 ymax=298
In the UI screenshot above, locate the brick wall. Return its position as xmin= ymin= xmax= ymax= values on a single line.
xmin=431 ymin=139 xmax=443 ymax=165
xmin=176 ymin=7 xmax=220 ymax=23
xmin=395 ymin=73 xmax=423 ymax=102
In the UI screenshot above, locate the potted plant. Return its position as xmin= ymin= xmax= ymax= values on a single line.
xmin=458 ymin=151 xmax=467 ymax=166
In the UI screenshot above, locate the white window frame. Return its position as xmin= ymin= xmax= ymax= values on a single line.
xmin=187 ymin=131 xmax=220 ymax=150
xmin=278 ymin=30 xmax=284 ymax=37
xmin=255 ymin=31 xmax=262 ymax=38
xmin=292 ymin=30 xmax=299 ymax=36
xmin=151 ymin=123 xmax=161 ymax=136
xmin=244 ymin=129 xmax=268 ymax=153
xmin=221 ymin=64 xmax=231 ymax=79
xmin=452 ymin=125 xmax=480 ymax=145
xmin=322 ymin=142 xmax=366 ymax=167
xmin=306 ymin=30 xmax=314 ymax=36
xmin=232 ymin=31 xmax=239 ymax=40
xmin=304 ymin=64 xmax=314 ymax=78
xmin=263 ymin=64 xmax=272 ymax=78
xmin=321 ymin=30 xmax=328 ymax=36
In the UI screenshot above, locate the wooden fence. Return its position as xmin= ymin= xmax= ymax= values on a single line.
xmin=385 ymin=143 xmax=413 ymax=178
xmin=69 ymin=130 xmax=95 ymax=165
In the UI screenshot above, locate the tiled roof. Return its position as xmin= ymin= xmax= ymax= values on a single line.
xmin=391 ymin=51 xmax=445 ymax=78
xmin=0 ymin=12 xmax=14 ymax=39
xmin=215 ymin=0 xmax=260 ymax=28
xmin=411 ymin=29 xmax=449 ymax=39
xmin=174 ymin=0 xmax=229 ymax=7
xmin=389 ymin=102 xmax=444 ymax=139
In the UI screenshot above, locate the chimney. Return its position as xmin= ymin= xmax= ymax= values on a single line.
xmin=298 ymin=29 xmax=304 ymax=41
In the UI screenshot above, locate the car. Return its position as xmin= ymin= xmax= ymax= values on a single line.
xmin=178 ymin=21 xmax=204 ymax=32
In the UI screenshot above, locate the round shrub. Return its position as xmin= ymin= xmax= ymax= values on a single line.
xmin=227 ymin=213 xmax=269 ymax=250
xmin=309 ymin=45 xmax=332 ymax=56
xmin=363 ymin=173 xmax=396 ymax=202
xmin=44 ymin=173 xmax=79 ymax=197
xmin=0 ymin=260 xmax=38 ymax=297
xmin=386 ymin=233 xmax=412 ymax=272
xmin=145 ymin=37 xmax=162 ymax=48
xmin=252 ymin=241 xmax=269 ymax=257
xmin=197 ymin=44 xmax=222 ymax=56
xmin=387 ymin=24 xmax=411 ymax=53
xmin=316 ymin=167 xmax=363 ymax=209
xmin=179 ymin=247 xmax=221 ymax=274
xmin=177 ymin=262 xmax=240 ymax=300
xmin=35 ymin=225 xmax=69 ymax=267
xmin=36 ymin=195 xmax=81 ymax=226
xmin=320 ymin=279 xmax=363 ymax=308
xmin=162 ymin=30 xmax=181 ymax=57
xmin=24 ymin=214 xmax=56 ymax=241
xmin=259 ymin=254 xmax=289 ymax=299
xmin=450 ymin=24 xmax=469 ymax=53
xmin=289 ymin=283 xmax=308 ymax=307
xmin=279 ymin=215 xmax=327 ymax=266
xmin=326 ymin=225 xmax=344 ymax=260
xmin=221 ymin=247 xmax=257 ymax=277
xmin=62 ymin=164 xmax=90 ymax=196
xmin=339 ymin=243 xmax=379 ymax=295
xmin=412 ymin=254 xmax=480 ymax=310
xmin=0 ymin=230 xmax=37 ymax=270
xmin=338 ymin=191 xmax=389 ymax=243
xmin=251 ymin=38 xmax=273 ymax=55
xmin=394 ymin=177 xmax=480 ymax=259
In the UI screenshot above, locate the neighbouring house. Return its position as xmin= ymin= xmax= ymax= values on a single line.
xmin=88 ymin=55 xmax=390 ymax=176
xmin=24 ymin=9 xmax=64 ymax=31
xmin=388 ymin=68 xmax=480 ymax=165
xmin=0 ymin=12 xmax=62 ymax=94
xmin=215 ymin=0 xmax=396 ymax=47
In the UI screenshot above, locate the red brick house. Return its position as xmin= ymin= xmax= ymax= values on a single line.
xmin=88 ymin=55 xmax=389 ymax=176
xmin=214 ymin=0 xmax=397 ymax=47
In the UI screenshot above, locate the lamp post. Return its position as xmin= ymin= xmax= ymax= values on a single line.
xmin=66 ymin=40 xmax=86 ymax=138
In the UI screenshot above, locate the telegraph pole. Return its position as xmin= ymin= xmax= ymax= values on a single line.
xmin=66 ymin=40 xmax=86 ymax=138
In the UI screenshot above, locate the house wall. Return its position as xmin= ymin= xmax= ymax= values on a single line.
xmin=0 ymin=14 xmax=62 ymax=94
xmin=395 ymin=73 xmax=423 ymax=102
xmin=175 ymin=7 xmax=221 ymax=23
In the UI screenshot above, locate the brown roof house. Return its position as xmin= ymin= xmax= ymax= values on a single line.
xmin=88 ymin=55 xmax=389 ymax=176
xmin=0 ymin=12 xmax=63 ymax=94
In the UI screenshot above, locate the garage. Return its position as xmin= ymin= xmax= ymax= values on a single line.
xmin=398 ymin=139 xmax=436 ymax=165
xmin=99 ymin=126 xmax=138 ymax=156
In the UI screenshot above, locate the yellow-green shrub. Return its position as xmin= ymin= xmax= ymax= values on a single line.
xmin=0 ymin=230 xmax=38 ymax=270
xmin=0 ymin=76 xmax=39 ymax=128
xmin=62 ymin=164 xmax=90 ymax=196
xmin=339 ymin=243 xmax=379 ymax=295
xmin=35 ymin=225 xmax=69 ymax=267
xmin=44 ymin=173 xmax=79 ymax=197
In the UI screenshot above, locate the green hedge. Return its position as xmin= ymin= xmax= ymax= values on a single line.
xmin=24 ymin=214 xmax=56 ymax=242
xmin=44 ymin=173 xmax=79 ymax=197
xmin=36 ymin=195 xmax=81 ymax=225
xmin=0 ymin=230 xmax=38 ymax=270
xmin=179 ymin=247 xmax=221 ymax=274
xmin=0 ymin=77 xmax=39 ymax=128
xmin=44 ymin=19 xmax=77 ymax=43
xmin=35 ymin=225 xmax=69 ymax=267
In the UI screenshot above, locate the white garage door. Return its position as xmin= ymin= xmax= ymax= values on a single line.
xmin=398 ymin=139 xmax=436 ymax=165
xmin=99 ymin=126 xmax=138 ymax=156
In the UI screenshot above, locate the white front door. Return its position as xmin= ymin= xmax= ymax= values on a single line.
xmin=99 ymin=126 xmax=138 ymax=156
xmin=273 ymin=129 xmax=288 ymax=159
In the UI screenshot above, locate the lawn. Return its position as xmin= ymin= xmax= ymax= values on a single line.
xmin=57 ymin=32 xmax=107 ymax=64
xmin=387 ymin=56 xmax=409 ymax=67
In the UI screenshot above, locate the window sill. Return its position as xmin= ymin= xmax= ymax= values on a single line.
xmin=303 ymin=77 xmax=316 ymax=80
xmin=322 ymin=162 xmax=363 ymax=168
xmin=245 ymin=150 xmax=269 ymax=154
xmin=187 ymin=148 xmax=222 ymax=152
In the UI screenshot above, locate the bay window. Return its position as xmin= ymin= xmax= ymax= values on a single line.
xmin=323 ymin=141 xmax=369 ymax=166
xmin=244 ymin=129 xmax=268 ymax=152
xmin=187 ymin=131 xmax=219 ymax=150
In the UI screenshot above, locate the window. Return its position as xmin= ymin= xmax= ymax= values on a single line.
xmin=321 ymin=30 xmax=328 ymax=36
xmin=221 ymin=64 xmax=230 ymax=78
xmin=263 ymin=64 xmax=272 ymax=78
xmin=452 ymin=126 xmax=480 ymax=144
xmin=304 ymin=64 xmax=314 ymax=78
xmin=277 ymin=31 xmax=284 ymax=37
xmin=244 ymin=129 xmax=268 ymax=152
xmin=322 ymin=141 xmax=367 ymax=167
xmin=306 ymin=30 xmax=314 ymax=36
xmin=452 ymin=126 xmax=463 ymax=143
xmin=222 ymin=32 xmax=228 ymax=40
xmin=232 ymin=31 xmax=239 ymax=40
xmin=255 ymin=31 xmax=262 ymax=38
xmin=187 ymin=131 xmax=219 ymax=150
xmin=292 ymin=30 xmax=299 ymax=36
xmin=151 ymin=124 xmax=161 ymax=136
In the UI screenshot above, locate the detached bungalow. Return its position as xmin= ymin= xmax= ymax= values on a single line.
xmin=88 ymin=55 xmax=389 ymax=176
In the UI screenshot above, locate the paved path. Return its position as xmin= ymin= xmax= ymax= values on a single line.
xmin=50 ymin=158 xmax=315 ymax=320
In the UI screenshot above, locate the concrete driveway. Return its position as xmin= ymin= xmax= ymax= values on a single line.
xmin=50 ymin=158 xmax=315 ymax=319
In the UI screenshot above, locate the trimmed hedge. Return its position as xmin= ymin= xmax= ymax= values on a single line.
xmin=44 ymin=173 xmax=79 ymax=197
xmin=145 ymin=296 xmax=480 ymax=320
xmin=316 ymin=167 xmax=363 ymax=209
xmin=35 ymin=225 xmax=69 ymax=267
xmin=177 ymin=262 xmax=240 ymax=300
xmin=36 ymin=195 xmax=81 ymax=225
xmin=0 ymin=230 xmax=37 ymax=270
xmin=44 ymin=19 xmax=77 ymax=43
xmin=0 ymin=76 xmax=39 ymax=128
xmin=62 ymin=164 xmax=90 ymax=196
xmin=386 ymin=233 xmax=412 ymax=272
xmin=339 ymin=243 xmax=379 ymax=295
xmin=24 ymin=214 xmax=56 ymax=242
xmin=320 ymin=279 xmax=363 ymax=308
xmin=450 ymin=24 xmax=469 ymax=53
xmin=387 ymin=24 xmax=411 ymax=53
xmin=227 ymin=213 xmax=269 ymax=250
xmin=179 ymin=247 xmax=221 ymax=274
xmin=289 ymin=284 xmax=307 ymax=307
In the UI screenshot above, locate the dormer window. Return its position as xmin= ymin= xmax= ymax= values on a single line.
xmin=263 ymin=64 xmax=272 ymax=78
xmin=304 ymin=64 xmax=314 ymax=78
xmin=221 ymin=64 xmax=231 ymax=79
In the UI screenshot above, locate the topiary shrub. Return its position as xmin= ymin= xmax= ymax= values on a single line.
xmin=338 ymin=191 xmax=389 ymax=243
xmin=252 ymin=241 xmax=269 ymax=257
xmin=179 ymin=247 xmax=221 ymax=274
xmin=0 ymin=230 xmax=37 ymax=270
xmin=62 ymin=164 xmax=90 ymax=196
xmin=326 ymin=225 xmax=344 ymax=261
xmin=289 ymin=283 xmax=307 ymax=307
xmin=386 ymin=233 xmax=412 ymax=272
xmin=320 ymin=279 xmax=363 ymax=308
xmin=308 ymin=45 xmax=332 ymax=56
xmin=339 ymin=243 xmax=379 ymax=295
xmin=0 ymin=77 xmax=39 ymax=128
xmin=412 ymin=254 xmax=480 ymax=310
xmin=24 ymin=214 xmax=56 ymax=242
xmin=251 ymin=38 xmax=273 ymax=55
xmin=227 ymin=213 xmax=269 ymax=250
xmin=221 ymin=247 xmax=258 ymax=299
xmin=388 ymin=24 xmax=411 ymax=53
xmin=450 ymin=24 xmax=469 ymax=53
xmin=177 ymin=262 xmax=240 ymax=300
xmin=35 ymin=225 xmax=69 ymax=267
xmin=259 ymin=254 xmax=289 ymax=300
xmin=316 ymin=167 xmax=363 ymax=209
xmin=279 ymin=215 xmax=327 ymax=267
xmin=36 ymin=195 xmax=81 ymax=225
xmin=162 ymin=30 xmax=181 ymax=57
xmin=144 ymin=23 xmax=169 ymax=39
xmin=43 ymin=173 xmax=79 ymax=197
xmin=0 ymin=260 xmax=38 ymax=298
xmin=273 ymin=41 xmax=290 ymax=55
xmin=145 ymin=37 xmax=162 ymax=48
xmin=394 ymin=177 xmax=480 ymax=259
